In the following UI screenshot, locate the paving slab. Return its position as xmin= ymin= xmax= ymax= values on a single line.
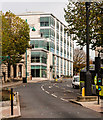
xmin=69 ymin=99 xmax=103 ymax=113
xmin=2 ymin=81 xmax=22 ymax=88
xmin=1 ymin=92 xmax=21 ymax=120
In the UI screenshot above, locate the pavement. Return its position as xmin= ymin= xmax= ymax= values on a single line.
xmin=69 ymin=98 xmax=103 ymax=113
xmin=2 ymin=81 xmax=22 ymax=88
xmin=2 ymin=79 xmax=48 ymax=88
xmin=1 ymin=92 xmax=21 ymax=120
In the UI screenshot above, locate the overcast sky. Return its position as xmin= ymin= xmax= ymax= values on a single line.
xmin=1 ymin=0 xmax=95 ymax=59
xmin=1 ymin=2 xmax=68 ymax=25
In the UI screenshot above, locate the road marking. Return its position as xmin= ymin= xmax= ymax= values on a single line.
xmin=45 ymin=91 xmax=50 ymax=94
xmin=41 ymin=85 xmax=44 ymax=91
xmin=53 ymin=83 xmax=57 ymax=86
xmin=56 ymin=86 xmax=59 ymax=88
xmin=60 ymin=98 xmax=68 ymax=102
xmin=49 ymin=86 xmax=52 ymax=88
xmin=51 ymin=94 xmax=57 ymax=98
xmin=67 ymin=84 xmax=72 ymax=87
xmin=41 ymin=85 xmax=50 ymax=94
xmin=67 ymin=84 xmax=71 ymax=87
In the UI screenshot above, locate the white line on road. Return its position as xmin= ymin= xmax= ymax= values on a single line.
xmin=41 ymin=85 xmax=50 ymax=94
xmin=41 ymin=85 xmax=44 ymax=91
xmin=67 ymin=84 xmax=72 ymax=87
xmin=51 ymin=94 xmax=57 ymax=98
xmin=60 ymin=98 xmax=68 ymax=102
xmin=49 ymin=86 xmax=52 ymax=88
xmin=45 ymin=91 xmax=50 ymax=94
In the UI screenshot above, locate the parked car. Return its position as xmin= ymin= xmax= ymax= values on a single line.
xmin=72 ymin=76 xmax=80 ymax=88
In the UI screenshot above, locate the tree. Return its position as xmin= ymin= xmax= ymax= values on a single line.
xmin=64 ymin=2 xmax=103 ymax=52
xmin=2 ymin=11 xmax=30 ymax=78
xmin=73 ymin=48 xmax=86 ymax=75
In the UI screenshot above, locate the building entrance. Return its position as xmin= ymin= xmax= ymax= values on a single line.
xmin=31 ymin=69 xmax=40 ymax=77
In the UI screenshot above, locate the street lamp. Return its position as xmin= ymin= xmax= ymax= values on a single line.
xmin=25 ymin=19 xmax=36 ymax=82
xmin=85 ymin=2 xmax=92 ymax=96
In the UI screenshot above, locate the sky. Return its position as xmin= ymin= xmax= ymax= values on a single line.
xmin=1 ymin=2 xmax=67 ymax=25
xmin=1 ymin=0 xmax=95 ymax=59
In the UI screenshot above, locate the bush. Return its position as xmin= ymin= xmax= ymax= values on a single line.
xmin=1 ymin=89 xmax=10 ymax=101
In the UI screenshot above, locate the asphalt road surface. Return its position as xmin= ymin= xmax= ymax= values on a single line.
xmin=13 ymin=80 xmax=102 ymax=119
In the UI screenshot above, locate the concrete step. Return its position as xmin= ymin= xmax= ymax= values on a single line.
xmin=77 ymin=96 xmax=98 ymax=102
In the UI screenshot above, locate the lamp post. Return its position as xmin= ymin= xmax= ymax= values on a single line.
xmin=25 ymin=48 xmax=27 ymax=83
xmin=85 ymin=2 xmax=92 ymax=96
xmin=25 ymin=19 xmax=36 ymax=82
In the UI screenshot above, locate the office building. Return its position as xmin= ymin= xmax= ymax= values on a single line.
xmin=18 ymin=12 xmax=73 ymax=80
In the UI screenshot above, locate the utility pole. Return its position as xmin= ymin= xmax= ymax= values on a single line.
xmin=25 ymin=19 xmax=28 ymax=83
xmin=26 ymin=48 xmax=27 ymax=83
xmin=85 ymin=2 xmax=92 ymax=96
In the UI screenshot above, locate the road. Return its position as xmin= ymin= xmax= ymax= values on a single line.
xmin=13 ymin=80 xmax=102 ymax=119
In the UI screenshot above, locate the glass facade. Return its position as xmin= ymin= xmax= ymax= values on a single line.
xmin=64 ymin=60 xmax=66 ymax=75
xmin=57 ymin=45 xmax=59 ymax=55
xmin=67 ymin=61 xmax=69 ymax=75
xmin=61 ymin=58 xmax=62 ymax=74
xmin=31 ymin=51 xmax=47 ymax=78
xmin=57 ymin=57 xmax=59 ymax=75
xmin=40 ymin=29 xmax=55 ymax=41
xmin=40 ymin=16 xmax=55 ymax=27
xmin=40 ymin=17 xmax=50 ymax=27
xmin=30 ymin=15 xmax=73 ymax=78
xmin=40 ymin=29 xmax=50 ymax=38
xmin=30 ymin=40 xmax=48 ymax=50
xmin=50 ymin=42 xmax=55 ymax=53
xmin=31 ymin=65 xmax=47 ymax=78
xmin=53 ymin=55 xmax=55 ymax=78
xmin=56 ymin=21 xmax=59 ymax=30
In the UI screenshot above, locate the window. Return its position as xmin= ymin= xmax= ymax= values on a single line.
xmin=47 ymin=42 xmax=49 ymax=51
xmin=33 ymin=40 xmax=48 ymax=50
xmin=64 ymin=38 xmax=66 ymax=43
xmin=40 ymin=17 xmax=50 ymax=27
xmin=50 ymin=17 xmax=55 ymax=27
xmin=31 ymin=65 xmax=47 ymax=78
xmin=51 ymin=29 xmax=55 ymax=40
xmin=41 ymin=57 xmax=47 ymax=64
xmin=57 ymin=21 xmax=59 ymax=30
xmin=31 ymin=44 xmax=34 ymax=48
xmin=40 ymin=29 xmax=50 ymax=38
xmin=60 ymin=25 xmax=62 ymax=32
xmin=53 ymin=55 xmax=55 ymax=65
xmin=41 ymin=69 xmax=47 ymax=78
xmin=64 ymin=31 xmax=66 ymax=38
xmin=31 ymin=69 xmax=40 ymax=77
xmin=57 ymin=33 xmax=59 ymax=39
xmin=40 ymin=22 xmax=49 ymax=26
xmin=31 ymin=57 xmax=40 ymax=63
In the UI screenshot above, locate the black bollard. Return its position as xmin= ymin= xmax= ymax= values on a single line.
xmin=11 ymin=88 xmax=13 ymax=115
